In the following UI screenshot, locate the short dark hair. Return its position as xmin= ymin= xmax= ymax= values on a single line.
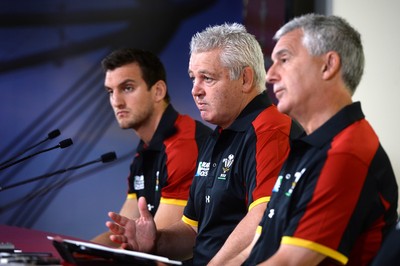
xmin=102 ymin=48 xmax=170 ymax=102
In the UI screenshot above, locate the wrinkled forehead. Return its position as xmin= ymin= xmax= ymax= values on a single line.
xmin=189 ymin=50 xmax=223 ymax=70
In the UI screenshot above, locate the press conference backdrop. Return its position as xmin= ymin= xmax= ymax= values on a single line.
xmin=0 ymin=0 xmax=245 ymax=240
xmin=0 ymin=0 xmax=313 ymax=241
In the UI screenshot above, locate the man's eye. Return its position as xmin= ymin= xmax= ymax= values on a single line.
xmin=280 ymin=57 xmax=288 ymax=63
xmin=124 ymin=86 xmax=133 ymax=92
xmin=204 ymin=76 xmax=213 ymax=82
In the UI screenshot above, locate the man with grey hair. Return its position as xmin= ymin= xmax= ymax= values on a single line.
xmin=239 ymin=13 xmax=398 ymax=265
xmin=104 ymin=23 xmax=301 ymax=265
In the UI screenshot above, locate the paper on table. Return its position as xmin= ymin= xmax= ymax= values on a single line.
xmin=47 ymin=236 xmax=182 ymax=265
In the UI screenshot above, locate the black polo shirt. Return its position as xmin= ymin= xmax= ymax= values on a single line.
xmin=245 ymin=102 xmax=398 ymax=265
xmin=183 ymin=93 xmax=295 ymax=265
xmin=128 ymin=104 xmax=211 ymax=215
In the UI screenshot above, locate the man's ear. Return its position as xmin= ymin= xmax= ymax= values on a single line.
xmin=242 ymin=66 xmax=254 ymax=93
xmin=153 ymin=80 xmax=167 ymax=102
xmin=322 ymin=51 xmax=341 ymax=80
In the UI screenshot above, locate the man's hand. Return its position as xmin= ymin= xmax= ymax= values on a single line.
xmin=106 ymin=197 xmax=157 ymax=253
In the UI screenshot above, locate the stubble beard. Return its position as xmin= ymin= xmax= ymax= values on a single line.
xmin=116 ymin=108 xmax=152 ymax=131
xmin=117 ymin=117 xmax=140 ymax=130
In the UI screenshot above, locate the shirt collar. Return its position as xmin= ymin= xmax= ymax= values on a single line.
xmin=137 ymin=104 xmax=178 ymax=152
xmin=214 ymin=92 xmax=273 ymax=134
xmin=298 ymin=102 xmax=365 ymax=148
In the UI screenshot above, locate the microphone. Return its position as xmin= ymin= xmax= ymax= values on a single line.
xmin=0 ymin=129 xmax=61 ymax=167
xmin=47 ymin=129 xmax=61 ymax=139
xmin=100 ymin=152 xmax=117 ymax=163
xmin=0 ymin=138 xmax=73 ymax=171
xmin=0 ymin=151 xmax=117 ymax=192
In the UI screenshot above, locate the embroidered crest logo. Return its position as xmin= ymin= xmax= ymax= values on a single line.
xmin=222 ymin=154 xmax=234 ymax=173
xmin=218 ymin=154 xmax=234 ymax=180
xmin=285 ymin=168 xmax=306 ymax=197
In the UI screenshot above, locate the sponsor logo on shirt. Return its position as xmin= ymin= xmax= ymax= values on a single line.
xmin=285 ymin=168 xmax=306 ymax=197
xmin=155 ymin=171 xmax=159 ymax=191
xmin=268 ymin=209 xmax=275 ymax=219
xmin=205 ymin=195 xmax=211 ymax=203
xmin=134 ymin=174 xmax=145 ymax=190
xmin=272 ymin=175 xmax=283 ymax=192
xmin=272 ymin=168 xmax=306 ymax=196
xmin=196 ymin=161 xmax=210 ymax=177
xmin=147 ymin=204 xmax=155 ymax=212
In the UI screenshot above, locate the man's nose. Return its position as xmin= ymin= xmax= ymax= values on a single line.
xmin=266 ymin=63 xmax=278 ymax=84
xmin=111 ymin=90 xmax=124 ymax=108
xmin=191 ymin=80 xmax=203 ymax=98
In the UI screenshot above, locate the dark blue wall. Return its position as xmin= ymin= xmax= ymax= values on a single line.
xmin=0 ymin=0 xmax=242 ymax=240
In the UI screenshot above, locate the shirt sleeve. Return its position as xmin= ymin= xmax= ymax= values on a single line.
xmin=161 ymin=117 xmax=200 ymax=202
xmin=245 ymin=129 xmax=291 ymax=210
xmin=284 ymin=153 xmax=370 ymax=264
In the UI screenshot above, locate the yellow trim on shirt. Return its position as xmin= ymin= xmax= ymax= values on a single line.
xmin=160 ymin=197 xmax=187 ymax=207
xmin=126 ymin=195 xmax=187 ymax=207
xmin=126 ymin=193 xmax=187 ymax=207
xmin=256 ymin=225 xmax=262 ymax=235
xmin=182 ymin=215 xmax=198 ymax=227
xmin=249 ymin=196 xmax=270 ymax=211
xmin=282 ymin=236 xmax=348 ymax=265
xmin=127 ymin=193 xmax=137 ymax=199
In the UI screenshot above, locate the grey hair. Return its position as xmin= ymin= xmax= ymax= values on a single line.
xmin=190 ymin=23 xmax=267 ymax=93
xmin=274 ymin=13 xmax=364 ymax=95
